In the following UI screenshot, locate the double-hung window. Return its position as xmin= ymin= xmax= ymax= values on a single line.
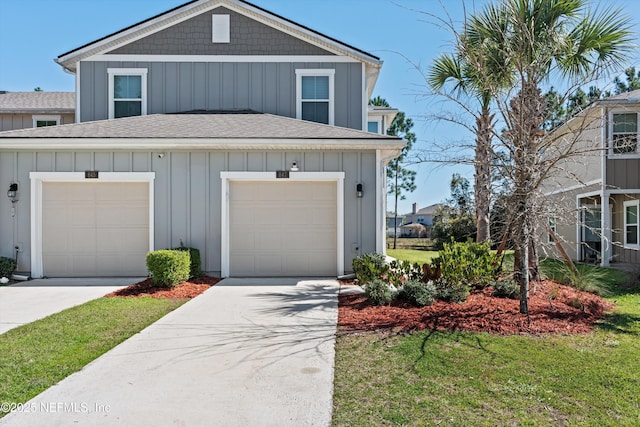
xmin=624 ymin=200 xmax=639 ymax=248
xmin=296 ymin=69 xmax=334 ymax=125
xmin=611 ymin=112 xmax=638 ymax=154
xmin=108 ymin=68 xmax=147 ymax=119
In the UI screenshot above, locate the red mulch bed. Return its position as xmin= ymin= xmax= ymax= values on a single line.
xmin=105 ymin=276 xmax=220 ymax=299
xmin=339 ymin=280 xmax=614 ymax=335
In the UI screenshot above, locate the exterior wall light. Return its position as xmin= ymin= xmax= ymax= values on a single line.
xmin=290 ymin=161 xmax=299 ymax=171
xmin=7 ymin=183 xmax=18 ymax=202
xmin=356 ymin=183 xmax=363 ymax=198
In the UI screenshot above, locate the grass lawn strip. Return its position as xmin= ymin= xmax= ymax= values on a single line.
xmin=0 ymin=297 xmax=186 ymax=417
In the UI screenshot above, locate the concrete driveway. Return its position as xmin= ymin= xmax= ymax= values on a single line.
xmin=0 ymin=278 xmax=138 ymax=334
xmin=0 ymin=278 xmax=340 ymax=427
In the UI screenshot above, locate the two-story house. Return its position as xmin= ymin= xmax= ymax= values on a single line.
xmin=544 ymin=89 xmax=640 ymax=267
xmin=0 ymin=0 xmax=403 ymax=279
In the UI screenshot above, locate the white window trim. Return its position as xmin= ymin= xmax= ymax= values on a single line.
xmin=547 ymin=217 xmax=556 ymax=244
xmin=220 ymin=171 xmax=344 ymax=277
xmin=367 ymin=117 xmax=383 ymax=134
xmin=32 ymin=115 xmax=60 ymax=128
xmin=623 ymin=199 xmax=639 ymax=249
xmin=295 ymin=69 xmax=335 ymax=126
xmin=107 ymin=68 xmax=148 ymax=119
xmin=608 ymin=110 xmax=639 ymax=157
xmin=29 ymin=172 xmax=155 ymax=278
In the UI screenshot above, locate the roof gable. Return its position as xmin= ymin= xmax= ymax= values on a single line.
xmin=56 ymin=0 xmax=381 ymax=72
xmin=106 ymin=6 xmax=334 ymax=56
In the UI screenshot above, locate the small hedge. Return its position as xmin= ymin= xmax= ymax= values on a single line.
xmin=146 ymin=250 xmax=190 ymax=288
xmin=173 ymin=246 xmax=202 ymax=278
xmin=0 ymin=256 xmax=16 ymax=279
xmin=365 ymin=279 xmax=395 ymax=305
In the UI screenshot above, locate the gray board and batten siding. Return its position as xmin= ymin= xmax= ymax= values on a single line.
xmin=78 ymin=61 xmax=363 ymax=129
xmin=107 ymin=6 xmax=334 ymax=56
xmin=0 ymin=150 xmax=376 ymax=276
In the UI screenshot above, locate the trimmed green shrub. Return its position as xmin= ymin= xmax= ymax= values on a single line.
xmin=173 ymin=246 xmax=202 ymax=278
xmin=365 ymin=279 xmax=395 ymax=305
xmin=491 ymin=279 xmax=519 ymax=299
xmin=352 ymin=252 xmax=388 ymax=285
xmin=0 ymin=256 xmax=16 ymax=279
xmin=146 ymin=250 xmax=190 ymax=288
xmin=433 ymin=240 xmax=500 ymax=303
xmin=399 ymin=280 xmax=437 ymax=307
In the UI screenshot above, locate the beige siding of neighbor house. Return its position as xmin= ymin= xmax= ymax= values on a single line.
xmin=0 ymin=114 xmax=75 ymax=132
xmin=542 ymin=183 xmax=602 ymax=261
xmin=0 ymin=150 xmax=376 ymax=276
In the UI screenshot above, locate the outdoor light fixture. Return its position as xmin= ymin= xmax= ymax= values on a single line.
xmin=290 ymin=161 xmax=299 ymax=171
xmin=7 ymin=183 xmax=18 ymax=202
xmin=356 ymin=183 xmax=363 ymax=198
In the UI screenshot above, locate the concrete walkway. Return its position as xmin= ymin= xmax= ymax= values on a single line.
xmin=0 ymin=278 xmax=340 ymax=427
xmin=0 ymin=278 xmax=139 ymax=334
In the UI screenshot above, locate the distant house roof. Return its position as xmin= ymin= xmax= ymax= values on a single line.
xmin=405 ymin=203 xmax=444 ymax=216
xmin=601 ymin=89 xmax=640 ymax=102
xmin=0 ymin=92 xmax=75 ymax=114
xmin=0 ymin=111 xmax=405 ymax=152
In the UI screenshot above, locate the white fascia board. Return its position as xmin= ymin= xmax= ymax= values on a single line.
xmin=56 ymin=0 xmax=213 ymax=70
xmin=85 ymin=54 xmax=360 ymax=63
xmin=0 ymin=138 xmax=405 ymax=151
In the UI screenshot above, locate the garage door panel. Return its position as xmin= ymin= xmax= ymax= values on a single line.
xmin=229 ymin=181 xmax=337 ymax=277
xmin=42 ymin=181 xmax=149 ymax=277
xmin=313 ymin=206 xmax=336 ymax=225
xmin=255 ymin=206 xmax=283 ymax=225
xmin=255 ymin=231 xmax=282 ymax=250
xmin=310 ymin=184 xmax=336 ymax=200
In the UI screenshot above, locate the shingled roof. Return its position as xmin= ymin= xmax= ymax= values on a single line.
xmin=0 ymin=111 xmax=404 ymax=152
xmin=0 ymin=92 xmax=75 ymax=114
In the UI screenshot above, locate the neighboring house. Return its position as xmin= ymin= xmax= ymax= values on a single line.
xmin=0 ymin=91 xmax=75 ymax=131
xmin=367 ymin=105 xmax=398 ymax=135
xmin=386 ymin=212 xmax=404 ymax=237
xmin=543 ymin=89 xmax=640 ymax=266
xmin=400 ymin=223 xmax=427 ymax=238
xmin=0 ymin=0 xmax=403 ymax=279
xmin=403 ymin=203 xmax=443 ymax=228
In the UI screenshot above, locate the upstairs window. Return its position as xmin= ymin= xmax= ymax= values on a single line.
xmin=32 ymin=115 xmax=60 ymax=128
xmin=296 ymin=69 xmax=334 ymax=125
xmin=108 ymin=68 xmax=147 ymax=119
xmin=611 ymin=112 xmax=638 ymax=154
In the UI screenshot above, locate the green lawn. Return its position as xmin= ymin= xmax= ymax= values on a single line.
xmin=0 ymin=297 xmax=186 ymax=416
xmin=333 ymin=260 xmax=640 ymax=426
xmin=387 ymin=249 xmax=439 ymax=264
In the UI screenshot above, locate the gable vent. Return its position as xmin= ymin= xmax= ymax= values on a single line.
xmin=212 ymin=14 xmax=230 ymax=43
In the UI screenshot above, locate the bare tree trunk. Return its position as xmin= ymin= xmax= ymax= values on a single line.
xmin=393 ymin=168 xmax=399 ymax=250
xmin=475 ymin=106 xmax=493 ymax=243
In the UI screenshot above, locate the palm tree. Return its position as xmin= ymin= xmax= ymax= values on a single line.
xmin=428 ymin=4 xmax=513 ymax=244
xmin=468 ymin=0 xmax=633 ymax=314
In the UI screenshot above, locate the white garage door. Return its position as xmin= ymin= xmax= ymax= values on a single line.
xmin=229 ymin=181 xmax=337 ymax=277
xmin=42 ymin=182 xmax=149 ymax=277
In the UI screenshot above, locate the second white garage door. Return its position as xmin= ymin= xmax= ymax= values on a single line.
xmin=229 ymin=181 xmax=337 ymax=277
xmin=42 ymin=182 xmax=150 ymax=277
